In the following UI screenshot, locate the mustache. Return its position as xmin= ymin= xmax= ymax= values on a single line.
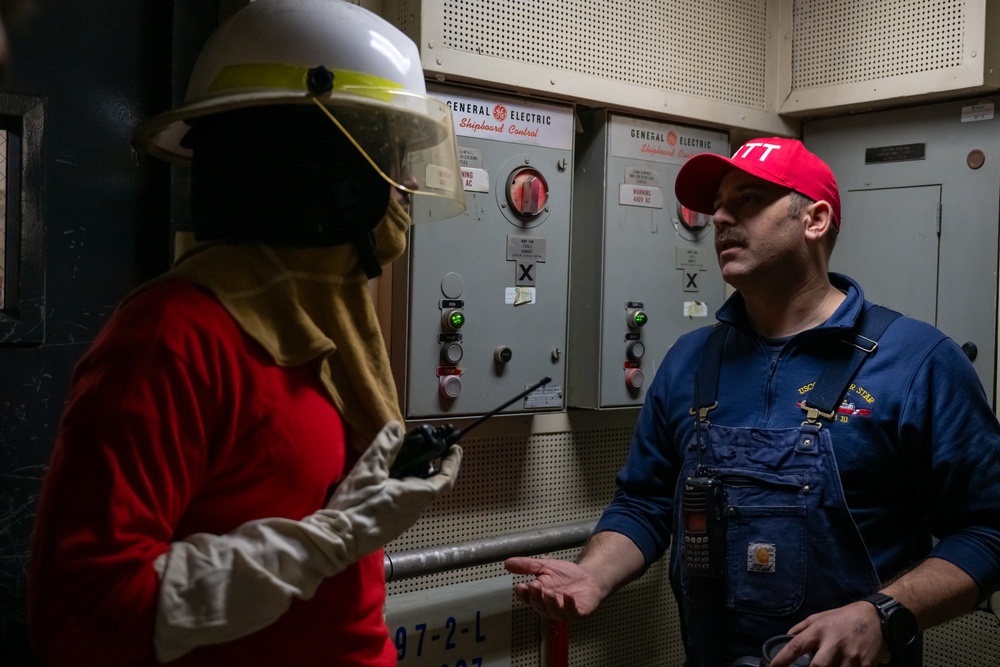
xmin=715 ymin=230 xmax=747 ymax=251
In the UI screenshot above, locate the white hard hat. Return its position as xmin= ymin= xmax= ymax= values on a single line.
xmin=133 ymin=0 xmax=465 ymax=220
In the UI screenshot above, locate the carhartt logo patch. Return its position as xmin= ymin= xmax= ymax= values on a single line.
xmin=747 ymin=542 xmax=776 ymax=573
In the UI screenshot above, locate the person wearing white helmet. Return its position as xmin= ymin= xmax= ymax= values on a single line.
xmin=28 ymin=1 xmax=465 ymax=665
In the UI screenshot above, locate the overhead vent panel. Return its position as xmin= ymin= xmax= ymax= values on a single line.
xmin=793 ymin=0 xmax=965 ymax=88
xmin=432 ymin=0 xmax=768 ymax=108
xmin=383 ymin=0 xmax=795 ymax=136
xmin=783 ymin=0 xmax=999 ymax=115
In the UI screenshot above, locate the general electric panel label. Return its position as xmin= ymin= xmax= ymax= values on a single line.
xmin=462 ymin=167 xmax=490 ymax=192
xmin=458 ymin=146 xmax=484 ymax=168
xmin=625 ymin=166 xmax=658 ymax=186
xmin=431 ymin=85 xmax=574 ymax=150
xmin=620 ymin=183 xmax=664 ymax=208
xmin=458 ymin=146 xmax=489 ymax=192
xmin=609 ymin=114 xmax=728 ymax=164
xmin=676 ymin=247 xmax=709 ymax=269
xmin=506 ymin=236 xmax=547 ymax=262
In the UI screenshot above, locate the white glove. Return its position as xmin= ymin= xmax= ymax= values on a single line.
xmin=317 ymin=420 xmax=462 ymax=557
xmin=153 ymin=421 xmax=461 ymax=662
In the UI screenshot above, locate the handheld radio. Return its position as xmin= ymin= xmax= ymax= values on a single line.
xmin=681 ymin=475 xmax=727 ymax=577
xmin=389 ymin=376 xmax=551 ymax=479
xmin=683 ymin=371 xmax=727 ymax=577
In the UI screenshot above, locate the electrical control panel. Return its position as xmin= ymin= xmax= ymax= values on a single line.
xmin=568 ymin=110 xmax=728 ymax=409
xmin=392 ymin=85 xmax=574 ymax=419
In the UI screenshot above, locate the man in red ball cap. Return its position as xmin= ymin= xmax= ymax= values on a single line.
xmin=673 ymin=138 xmax=845 ymax=332
xmin=508 ymin=137 xmax=1000 ymax=667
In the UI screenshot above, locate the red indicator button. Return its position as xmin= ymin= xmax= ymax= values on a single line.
xmin=625 ymin=367 xmax=644 ymax=390
xmin=439 ymin=374 xmax=463 ymax=398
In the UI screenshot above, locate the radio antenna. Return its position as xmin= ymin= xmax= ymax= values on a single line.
xmin=446 ymin=375 xmax=552 ymax=445
xmin=448 ymin=376 xmax=551 ymax=443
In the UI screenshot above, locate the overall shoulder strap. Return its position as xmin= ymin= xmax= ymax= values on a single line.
xmin=692 ymin=323 xmax=730 ymax=420
xmin=801 ymin=304 xmax=902 ymax=421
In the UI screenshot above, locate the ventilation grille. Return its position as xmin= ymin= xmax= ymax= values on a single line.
xmin=924 ymin=610 xmax=1000 ymax=666
xmin=792 ymin=0 xmax=967 ymax=89
xmin=386 ymin=422 xmax=683 ymax=666
xmin=384 ymin=426 xmax=632 ymax=559
xmin=400 ymin=0 xmax=769 ymax=109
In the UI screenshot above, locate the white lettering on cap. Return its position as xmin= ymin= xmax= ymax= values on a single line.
xmin=735 ymin=142 xmax=782 ymax=161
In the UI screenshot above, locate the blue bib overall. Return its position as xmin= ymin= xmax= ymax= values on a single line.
xmin=673 ymin=308 xmax=920 ymax=667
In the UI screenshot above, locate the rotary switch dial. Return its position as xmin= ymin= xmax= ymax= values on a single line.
xmin=505 ymin=167 xmax=549 ymax=217
xmin=677 ymin=203 xmax=711 ymax=231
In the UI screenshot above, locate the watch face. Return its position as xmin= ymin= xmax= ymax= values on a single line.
xmin=885 ymin=603 xmax=918 ymax=647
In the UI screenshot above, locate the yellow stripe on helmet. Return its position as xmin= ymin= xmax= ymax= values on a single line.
xmin=209 ymin=63 xmax=402 ymax=101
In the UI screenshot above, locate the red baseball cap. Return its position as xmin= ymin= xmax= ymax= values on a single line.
xmin=674 ymin=137 xmax=841 ymax=231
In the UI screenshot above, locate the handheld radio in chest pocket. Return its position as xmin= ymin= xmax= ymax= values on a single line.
xmin=683 ymin=370 xmax=728 ymax=578
xmin=682 ymin=474 xmax=727 ymax=577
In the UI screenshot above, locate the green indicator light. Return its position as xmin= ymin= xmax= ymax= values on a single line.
xmin=450 ymin=311 xmax=465 ymax=329
xmin=634 ymin=311 xmax=648 ymax=327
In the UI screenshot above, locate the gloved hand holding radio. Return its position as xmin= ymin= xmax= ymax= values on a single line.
xmin=154 ymin=421 xmax=461 ymax=662
xmin=314 ymin=420 xmax=463 ymax=557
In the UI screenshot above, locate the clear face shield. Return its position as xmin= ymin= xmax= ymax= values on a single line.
xmin=310 ymin=85 xmax=466 ymax=221
xmin=134 ymin=59 xmax=469 ymax=224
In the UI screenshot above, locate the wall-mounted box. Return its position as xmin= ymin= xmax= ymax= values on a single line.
xmin=780 ymin=0 xmax=1000 ymax=116
xmin=392 ymin=85 xmax=574 ymax=419
xmin=568 ymin=110 xmax=728 ymax=409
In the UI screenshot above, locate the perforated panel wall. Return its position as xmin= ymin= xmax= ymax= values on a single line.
xmin=792 ymin=0 xmax=966 ymax=89
xmin=924 ymin=610 xmax=1000 ymax=666
xmin=387 ymin=0 xmax=770 ymax=110
xmin=783 ymin=0 xmax=998 ymax=115
xmin=386 ymin=425 xmax=626 ymax=560
xmin=386 ymin=414 xmax=684 ymax=666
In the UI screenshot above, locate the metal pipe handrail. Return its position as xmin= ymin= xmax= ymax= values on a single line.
xmin=385 ymin=518 xmax=597 ymax=581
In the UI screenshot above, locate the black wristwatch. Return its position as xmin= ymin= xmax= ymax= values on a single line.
xmin=862 ymin=593 xmax=918 ymax=649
